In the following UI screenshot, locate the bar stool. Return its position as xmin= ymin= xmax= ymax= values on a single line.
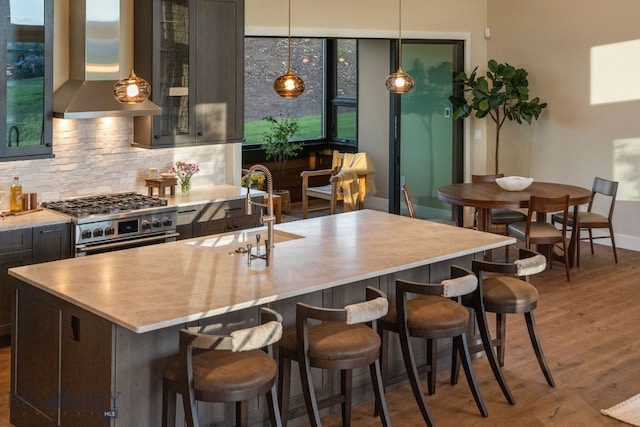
xmin=277 ymin=286 xmax=391 ymax=427
xmin=162 ymin=307 xmax=283 ymax=427
xmin=457 ymin=248 xmax=556 ymax=389
xmin=377 ymin=266 xmax=488 ymax=427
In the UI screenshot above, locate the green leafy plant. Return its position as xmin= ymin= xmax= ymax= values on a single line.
xmin=449 ymin=59 xmax=548 ymax=174
xmin=261 ymin=114 xmax=302 ymax=190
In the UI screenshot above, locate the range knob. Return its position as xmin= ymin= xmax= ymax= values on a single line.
xmin=104 ymin=226 xmax=115 ymax=236
xmin=141 ymin=220 xmax=151 ymax=230
xmin=152 ymin=219 xmax=161 ymax=228
xmin=93 ymin=228 xmax=104 ymax=237
xmin=81 ymin=229 xmax=92 ymax=239
xmin=162 ymin=217 xmax=173 ymax=226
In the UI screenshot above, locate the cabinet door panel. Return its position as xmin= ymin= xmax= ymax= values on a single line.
xmin=32 ymin=223 xmax=71 ymax=264
xmin=0 ymin=250 xmax=32 ymax=336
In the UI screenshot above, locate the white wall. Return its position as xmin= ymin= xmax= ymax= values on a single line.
xmin=487 ymin=0 xmax=640 ymax=251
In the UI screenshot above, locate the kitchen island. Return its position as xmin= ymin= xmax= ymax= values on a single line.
xmin=8 ymin=209 xmax=513 ymax=426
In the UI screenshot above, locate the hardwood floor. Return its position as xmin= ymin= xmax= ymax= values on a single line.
xmin=0 ymin=241 xmax=636 ymax=426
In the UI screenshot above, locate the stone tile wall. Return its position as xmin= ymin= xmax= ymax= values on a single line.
xmin=0 ymin=117 xmax=226 ymax=209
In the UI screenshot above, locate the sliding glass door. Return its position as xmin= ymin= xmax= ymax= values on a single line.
xmin=389 ymin=40 xmax=464 ymax=221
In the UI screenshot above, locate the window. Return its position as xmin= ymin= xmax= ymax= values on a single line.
xmin=244 ymin=37 xmax=357 ymax=146
xmin=0 ymin=0 xmax=53 ymax=161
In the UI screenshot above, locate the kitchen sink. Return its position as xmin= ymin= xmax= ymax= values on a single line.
xmin=185 ymin=229 xmax=305 ymax=250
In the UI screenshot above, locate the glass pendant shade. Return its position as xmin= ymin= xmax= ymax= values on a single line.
xmin=274 ymin=68 xmax=305 ymax=98
xmin=273 ymin=0 xmax=304 ymax=98
xmin=114 ymin=70 xmax=151 ymax=103
xmin=386 ymin=67 xmax=414 ymax=93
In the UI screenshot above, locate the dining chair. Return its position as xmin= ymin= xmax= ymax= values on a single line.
xmin=300 ymin=150 xmax=373 ymax=219
xmin=471 ymin=174 xmax=527 ymax=233
xmin=507 ymin=194 xmax=571 ymax=281
xmin=162 ymin=307 xmax=283 ymax=427
xmin=402 ymin=183 xmax=457 ymax=225
xmin=551 ymin=177 xmax=618 ymax=266
xmin=277 ymin=287 xmax=391 ymax=427
xmin=454 ymin=248 xmax=556 ymax=389
xmin=376 ymin=266 xmax=488 ymax=426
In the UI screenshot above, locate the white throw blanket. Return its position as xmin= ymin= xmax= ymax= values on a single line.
xmin=333 ymin=152 xmax=377 ymax=211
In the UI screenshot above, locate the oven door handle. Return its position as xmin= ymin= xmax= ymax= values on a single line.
xmin=76 ymin=232 xmax=181 ymax=255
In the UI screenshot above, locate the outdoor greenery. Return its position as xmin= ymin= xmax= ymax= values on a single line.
xmin=261 ymin=115 xmax=302 ymax=190
xmin=244 ymin=112 xmax=357 ymax=145
xmin=7 ymin=77 xmax=44 ymax=146
xmin=449 ymin=59 xmax=547 ymax=174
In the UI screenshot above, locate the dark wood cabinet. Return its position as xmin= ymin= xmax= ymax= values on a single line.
xmin=177 ymin=197 xmax=262 ymax=240
xmin=0 ymin=229 xmax=32 ymax=337
xmin=133 ymin=0 xmax=245 ymax=148
xmin=32 ymin=223 xmax=72 ymax=263
xmin=0 ymin=224 xmax=71 ymax=339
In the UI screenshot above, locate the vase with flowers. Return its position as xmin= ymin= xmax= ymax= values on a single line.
xmin=241 ymin=171 xmax=266 ymax=190
xmin=170 ymin=161 xmax=200 ymax=192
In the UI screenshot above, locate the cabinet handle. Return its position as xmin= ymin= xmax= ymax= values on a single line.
xmin=197 ymin=132 xmax=203 ymax=136
xmin=224 ymin=207 xmax=242 ymax=213
xmin=40 ymin=228 xmax=63 ymax=234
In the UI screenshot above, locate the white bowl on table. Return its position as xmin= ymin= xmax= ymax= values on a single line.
xmin=495 ymin=176 xmax=534 ymax=191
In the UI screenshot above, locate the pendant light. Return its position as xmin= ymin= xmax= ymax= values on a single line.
xmin=114 ymin=70 xmax=151 ymax=103
xmin=273 ymin=0 xmax=305 ymax=98
xmin=385 ymin=0 xmax=414 ymax=93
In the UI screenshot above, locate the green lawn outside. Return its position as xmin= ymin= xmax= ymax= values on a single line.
xmin=7 ymin=77 xmax=44 ymax=146
xmin=244 ymin=112 xmax=356 ymax=145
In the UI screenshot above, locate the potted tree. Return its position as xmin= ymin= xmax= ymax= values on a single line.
xmin=449 ymin=59 xmax=548 ymax=174
xmin=261 ymin=114 xmax=302 ymax=213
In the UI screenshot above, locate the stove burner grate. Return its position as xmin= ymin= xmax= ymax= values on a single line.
xmin=41 ymin=192 xmax=169 ymax=218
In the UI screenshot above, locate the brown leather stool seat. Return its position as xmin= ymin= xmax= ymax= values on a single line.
xmin=482 ymin=276 xmax=538 ymax=313
xmin=164 ymin=349 xmax=277 ymax=400
xmin=382 ymin=296 xmax=469 ymax=336
xmin=279 ymin=322 xmax=381 ymax=367
xmin=278 ymin=287 xmax=391 ymax=427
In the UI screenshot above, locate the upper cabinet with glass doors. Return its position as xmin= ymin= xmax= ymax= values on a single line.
xmin=0 ymin=0 xmax=53 ymax=161
xmin=132 ymin=0 xmax=244 ymax=148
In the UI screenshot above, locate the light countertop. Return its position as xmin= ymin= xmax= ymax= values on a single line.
xmin=0 ymin=209 xmax=70 ymax=232
xmin=8 ymin=209 xmax=513 ymax=333
xmin=161 ymin=184 xmax=265 ymax=207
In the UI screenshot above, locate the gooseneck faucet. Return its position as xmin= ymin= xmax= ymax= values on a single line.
xmin=244 ymin=165 xmax=275 ymax=265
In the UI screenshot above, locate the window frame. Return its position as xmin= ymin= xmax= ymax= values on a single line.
xmin=243 ymin=36 xmax=358 ymax=150
xmin=0 ymin=0 xmax=53 ymax=162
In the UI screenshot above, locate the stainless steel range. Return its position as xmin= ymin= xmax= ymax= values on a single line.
xmin=41 ymin=192 xmax=179 ymax=256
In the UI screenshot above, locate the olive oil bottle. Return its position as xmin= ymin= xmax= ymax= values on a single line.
xmin=10 ymin=176 xmax=22 ymax=213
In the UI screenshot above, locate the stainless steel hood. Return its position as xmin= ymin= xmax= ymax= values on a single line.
xmin=53 ymin=0 xmax=161 ymax=119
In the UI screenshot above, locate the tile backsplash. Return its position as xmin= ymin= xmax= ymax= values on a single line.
xmin=0 ymin=117 xmax=226 ymax=209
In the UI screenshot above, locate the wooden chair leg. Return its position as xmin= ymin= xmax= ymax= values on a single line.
xmin=370 ymin=358 xmax=391 ymax=427
xmin=450 ymin=340 xmax=461 ymax=386
xmin=278 ymin=354 xmax=292 ymax=426
xmin=162 ymin=379 xmax=176 ymax=427
xmin=183 ymin=386 xmax=199 ymax=427
xmin=524 ymin=311 xmax=556 ymax=387
xmin=398 ymin=327 xmax=435 ymax=426
xmin=266 ymin=384 xmax=283 ymax=427
xmin=472 ymin=301 xmax=516 ymax=405
xmin=373 ymin=328 xmax=388 ymax=417
xmin=298 ymin=350 xmax=322 ymax=427
xmin=610 ymin=225 xmax=619 ymax=263
xmin=236 ymin=400 xmax=248 ymax=427
xmin=427 ymin=338 xmax=437 ymax=395
xmin=496 ymin=313 xmax=506 ymax=366
xmin=341 ymin=369 xmax=352 ymax=427
xmin=588 ymin=229 xmax=595 ymax=254
xmin=455 ymin=334 xmax=488 ymax=417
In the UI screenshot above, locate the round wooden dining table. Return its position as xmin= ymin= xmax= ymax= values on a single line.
xmin=438 ymin=181 xmax=592 ymax=267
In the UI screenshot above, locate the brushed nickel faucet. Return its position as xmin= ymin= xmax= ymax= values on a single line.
xmin=244 ymin=165 xmax=275 ymax=265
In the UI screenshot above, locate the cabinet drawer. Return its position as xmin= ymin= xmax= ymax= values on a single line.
xmin=0 ymin=229 xmax=32 ymax=253
xmin=197 ymin=199 xmax=247 ymax=222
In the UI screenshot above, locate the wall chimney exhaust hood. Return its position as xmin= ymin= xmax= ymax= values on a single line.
xmin=53 ymin=0 xmax=161 ymax=119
